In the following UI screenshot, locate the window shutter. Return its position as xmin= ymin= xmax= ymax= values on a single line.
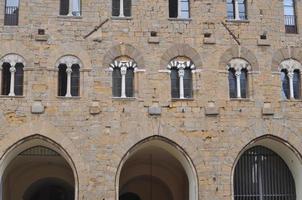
xmin=293 ymin=70 xmax=300 ymax=99
xmin=228 ymin=68 xmax=237 ymax=98
xmin=1 ymin=63 xmax=11 ymax=95
xmin=112 ymin=0 xmax=120 ymax=16
xmin=238 ymin=0 xmax=247 ymax=20
xmin=112 ymin=68 xmax=122 ymax=97
xmin=125 ymin=68 xmax=134 ymax=97
xmin=183 ymin=68 xmax=192 ymax=98
xmin=226 ymin=0 xmax=235 ymax=19
xmin=124 ymin=0 xmax=131 ymax=17
xmin=169 ymin=0 xmax=178 ymax=18
xmin=14 ymin=63 xmax=24 ymax=96
xmin=58 ymin=64 xmax=67 ymax=96
xmin=281 ymin=69 xmax=290 ymax=99
xmin=71 ymin=64 xmax=80 ymax=97
xmin=240 ymin=69 xmax=248 ymax=98
xmin=171 ymin=68 xmax=179 ymax=98
xmin=60 ymin=0 xmax=69 ymax=15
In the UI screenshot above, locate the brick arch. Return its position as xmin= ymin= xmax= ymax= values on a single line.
xmin=47 ymin=43 xmax=92 ymax=70
xmin=272 ymin=47 xmax=302 ymax=72
xmin=103 ymin=44 xmax=145 ymax=68
xmin=219 ymin=46 xmax=259 ymax=71
xmin=160 ymin=44 xmax=202 ymax=68
xmin=0 ymin=121 xmax=89 ymax=200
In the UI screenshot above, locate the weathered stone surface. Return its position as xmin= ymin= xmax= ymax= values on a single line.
xmin=31 ymin=101 xmax=45 ymax=114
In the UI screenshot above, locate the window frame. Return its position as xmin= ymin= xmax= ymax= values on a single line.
xmin=169 ymin=0 xmax=190 ymax=19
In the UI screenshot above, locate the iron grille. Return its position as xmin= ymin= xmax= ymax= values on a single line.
xmin=19 ymin=146 xmax=60 ymax=157
xmin=234 ymin=146 xmax=296 ymax=200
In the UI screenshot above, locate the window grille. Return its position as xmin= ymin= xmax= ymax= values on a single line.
xmin=234 ymin=146 xmax=296 ymax=200
xmin=4 ymin=0 xmax=19 ymax=26
xmin=284 ymin=0 xmax=297 ymax=33
xmin=19 ymin=146 xmax=60 ymax=157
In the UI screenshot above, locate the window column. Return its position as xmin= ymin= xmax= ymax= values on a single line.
xmin=8 ymin=63 xmax=16 ymax=96
xmin=65 ymin=64 xmax=72 ymax=97
xmin=119 ymin=0 xmax=124 ymax=17
xmin=235 ymin=69 xmax=241 ymax=98
xmin=120 ymin=66 xmax=127 ymax=98
xmin=67 ymin=0 xmax=74 ymax=16
xmin=178 ymin=68 xmax=185 ymax=99
xmin=234 ymin=0 xmax=240 ymax=20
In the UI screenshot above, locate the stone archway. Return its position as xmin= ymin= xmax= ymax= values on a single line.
xmin=116 ymin=136 xmax=198 ymax=200
xmin=0 ymin=135 xmax=78 ymax=200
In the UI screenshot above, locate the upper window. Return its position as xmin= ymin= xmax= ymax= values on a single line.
xmin=167 ymin=57 xmax=195 ymax=99
xmin=56 ymin=56 xmax=81 ymax=97
xmin=4 ymin=0 xmax=19 ymax=26
xmin=0 ymin=54 xmax=25 ymax=96
xmin=280 ymin=59 xmax=301 ymax=100
xmin=60 ymin=0 xmax=81 ymax=16
xmin=284 ymin=0 xmax=297 ymax=33
xmin=110 ymin=57 xmax=137 ymax=98
xmin=112 ymin=0 xmax=131 ymax=17
xmin=227 ymin=0 xmax=247 ymax=20
xmin=169 ymin=0 xmax=190 ymax=19
xmin=227 ymin=58 xmax=250 ymax=99
xmin=234 ymin=146 xmax=296 ymax=200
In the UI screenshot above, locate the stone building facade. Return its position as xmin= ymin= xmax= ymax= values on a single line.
xmin=0 ymin=0 xmax=302 ymax=199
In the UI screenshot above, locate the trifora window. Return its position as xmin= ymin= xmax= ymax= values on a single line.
xmin=227 ymin=0 xmax=247 ymax=20
xmin=110 ymin=57 xmax=137 ymax=98
xmin=234 ymin=146 xmax=296 ymax=200
xmin=227 ymin=58 xmax=250 ymax=99
xmin=60 ymin=0 xmax=81 ymax=16
xmin=169 ymin=0 xmax=190 ymax=19
xmin=112 ymin=0 xmax=132 ymax=17
xmin=167 ymin=57 xmax=195 ymax=99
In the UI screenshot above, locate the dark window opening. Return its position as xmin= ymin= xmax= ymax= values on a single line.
xmin=112 ymin=68 xmax=122 ymax=97
xmin=125 ymin=68 xmax=134 ymax=97
xmin=14 ymin=63 xmax=24 ymax=96
xmin=112 ymin=0 xmax=120 ymax=16
xmin=284 ymin=0 xmax=297 ymax=33
xmin=124 ymin=0 xmax=131 ymax=17
xmin=120 ymin=193 xmax=141 ymax=200
xmin=58 ymin=64 xmax=67 ymax=96
xmin=234 ymin=146 xmax=296 ymax=200
xmin=183 ymin=68 xmax=192 ymax=98
xmin=60 ymin=0 xmax=69 ymax=15
xmin=281 ymin=69 xmax=290 ymax=99
xmin=169 ymin=0 xmax=178 ymax=18
xmin=228 ymin=68 xmax=237 ymax=98
xmin=293 ymin=69 xmax=300 ymax=99
xmin=4 ymin=0 xmax=19 ymax=26
xmin=171 ymin=68 xmax=180 ymax=98
xmin=71 ymin=64 xmax=80 ymax=97
xmin=240 ymin=68 xmax=248 ymax=98
xmin=1 ymin=63 xmax=11 ymax=95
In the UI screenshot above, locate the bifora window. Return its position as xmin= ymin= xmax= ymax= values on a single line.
xmin=112 ymin=0 xmax=132 ymax=17
xmin=227 ymin=0 xmax=247 ymax=20
xmin=60 ymin=0 xmax=81 ymax=16
xmin=280 ymin=59 xmax=301 ymax=100
xmin=56 ymin=56 xmax=81 ymax=97
xmin=167 ymin=57 xmax=195 ymax=99
xmin=227 ymin=58 xmax=250 ymax=99
xmin=234 ymin=146 xmax=296 ymax=200
xmin=169 ymin=0 xmax=190 ymax=19
xmin=110 ymin=57 xmax=137 ymax=98
xmin=284 ymin=0 xmax=297 ymax=33
xmin=0 ymin=54 xmax=25 ymax=96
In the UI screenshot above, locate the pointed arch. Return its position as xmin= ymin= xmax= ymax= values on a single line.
xmin=115 ymin=135 xmax=199 ymax=200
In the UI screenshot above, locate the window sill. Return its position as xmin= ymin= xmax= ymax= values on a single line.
xmin=168 ymin=18 xmax=192 ymax=22
xmin=171 ymin=98 xmax=194 ymax=101
xmin=279 ymin=99 xmax=302 ymax=102
xmin=112 ymin=97 xmax=136 ymax=101
xmin=229 ymin=98 xmax=253 ymax=102
xmin=0 ymin=95 xmax=25 ymax=99
xmin=111 ymin=16 xmax=133 ymax=20
xmin=225 ymin=19 xmax=249 ymax=23
xmin=57 ymin=15 xmax=82 ymax=19
xmin=3 ymin=25 xmax=19 ymax=27
xmin=56 ymin=96 xmax=81 ymax=100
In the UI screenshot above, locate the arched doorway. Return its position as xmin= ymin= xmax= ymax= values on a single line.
xmin=117 ymin=136 xmax=198 ymax=200
xmin=0 ymin=135 xmax=77 ymax=200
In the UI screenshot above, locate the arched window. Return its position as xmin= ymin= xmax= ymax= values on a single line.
xmin=280 ymin=59 xmax=301 ymax=100
xmin=60 ymin=0 xmax=81 ymax=16
xmin=227 ymin=0 xmax=247 ymax=20
xmin=112 ymin=0 xmax=132 ymax=17
xmin=0 ymin=54 xmax=25 ymax=96
xmin=234 ymin=146 xmax=296 ymax=200
xmin=284 ymin=0 xmax=297 ymax=33
xmin=167 ymin=57 xmax=195 ymax=99
xmin=56 ymin=56 xmax=82 ymax=97
xmin=169 ymin=0 xmax=190 ymax=19
xmin=4 ymin=0 xmax=19 ymax=25
xmin=110 ymin=58 xmax=137 ymax=98
xmin=227 ymin=58 xmax=250 ymax=99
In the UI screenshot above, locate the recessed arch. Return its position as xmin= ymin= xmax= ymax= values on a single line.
xmin=0 ymin=134 xmax=79 ymax=200
xmin=116 ymin=136 xmax=198 ymax=200
xmin=231 ymin=135 xmax=302 ymax=200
